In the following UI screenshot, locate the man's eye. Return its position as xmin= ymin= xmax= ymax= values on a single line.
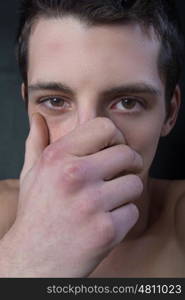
xmin=112 ymin=98 xmax=143 ymax=111
xmin=39 ymin=97 xmax=69 ymax=109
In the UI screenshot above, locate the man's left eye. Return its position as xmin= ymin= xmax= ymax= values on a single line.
xmin=112 ymin=98 xmax=143 ymax=111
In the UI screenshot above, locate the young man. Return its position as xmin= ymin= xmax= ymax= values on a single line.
xmin=0 ymin=0 xmax=185 ymax=277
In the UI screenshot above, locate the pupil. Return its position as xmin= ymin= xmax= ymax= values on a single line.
xmin=52 ymin=98 xmax=59 ymax=102
xmin=51 ymin=98 xmax=63 ymax=106
xmin=122 ymin=99 xmax=135 ymax=108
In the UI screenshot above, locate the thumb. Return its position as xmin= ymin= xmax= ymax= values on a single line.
xmin=20 ymin=113 xmax=49 ymax=181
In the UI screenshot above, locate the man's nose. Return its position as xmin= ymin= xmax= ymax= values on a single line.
xmin=77 ymin=103 xmax=107 ymax=125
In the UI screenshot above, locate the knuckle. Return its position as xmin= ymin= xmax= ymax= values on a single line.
xmin=72 ymin=187 xmax=102 ymax=220
xmin=62 ymin=159 xmax=86 ymax=187
xmin=76 ymin=197 xmax=97 ymax=218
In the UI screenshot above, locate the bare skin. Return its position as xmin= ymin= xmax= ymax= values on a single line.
xmin=0 ymin=174 xmax=184 ymax=277
xmin=0 ymin=16 xmax=184 ymax=277
xmin=90 ymin=178 xmax=185 ymax=277
xmin=0 ymin=180 xmax=19 ymax=239
xmin=0 ymin=116 xmax=143 ymax=277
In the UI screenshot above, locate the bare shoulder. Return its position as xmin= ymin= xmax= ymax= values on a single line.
xmin=169 ymin=179 xmax=185 ymax=250
xmin=0 ymin=179 xmax=19 ymax=239
xmin=150 ymin=177 xmax=185 ymax=250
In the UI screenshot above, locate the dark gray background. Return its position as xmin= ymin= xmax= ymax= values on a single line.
xmin=0 ymin=0 xmax=185 ymax=180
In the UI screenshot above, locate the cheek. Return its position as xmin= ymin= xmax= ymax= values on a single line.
xmin=114 ymin=115 xmax=165 ymax=173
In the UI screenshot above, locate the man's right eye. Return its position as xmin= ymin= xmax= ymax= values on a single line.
xmin=38 ymin=96 xmax=70 ymax=110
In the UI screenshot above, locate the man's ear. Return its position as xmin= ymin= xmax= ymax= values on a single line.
xmin=21 ymin=83 xmax=29 ymax=110
xmin=161 ymin=85 xmax=181 ymax=137
xmin=21 ymin=83 xmax=26 ymax=101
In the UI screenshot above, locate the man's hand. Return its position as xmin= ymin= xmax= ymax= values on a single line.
xmin=0 ymin=114 xmax=143 ymax=277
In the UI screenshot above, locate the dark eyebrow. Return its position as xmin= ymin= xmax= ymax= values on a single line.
xmin=28 ymin=82 xmax=75 ymax=96
xmin=28 ymin=81 xmax=161 ymax=98
xmin=101 ymin=83 xmax=161 ymax=99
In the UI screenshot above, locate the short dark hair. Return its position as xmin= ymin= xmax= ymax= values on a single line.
xmin=16 ymin=0 xmax=184 ymax=108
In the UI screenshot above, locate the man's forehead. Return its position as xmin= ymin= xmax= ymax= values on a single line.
xmin=28 ymin=16 xmax=163 ymax=93
xmin=30 ymin=15 xmax=160 ymax=50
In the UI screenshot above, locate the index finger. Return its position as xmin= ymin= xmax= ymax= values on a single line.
xmin=54 ymin=117 xmax=126 ymax=156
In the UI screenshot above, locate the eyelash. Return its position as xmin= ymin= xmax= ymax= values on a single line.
xmin=111 ymin=97 xmax=145 ymax=112
xmin=37 ymin=96 xmax=146 ymax=113
xmin=38 ymin=96 xmax=70 ymax=110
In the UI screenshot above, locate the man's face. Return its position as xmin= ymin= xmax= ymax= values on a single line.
xmin=26 ymin=16 xmax=176 ymax=178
